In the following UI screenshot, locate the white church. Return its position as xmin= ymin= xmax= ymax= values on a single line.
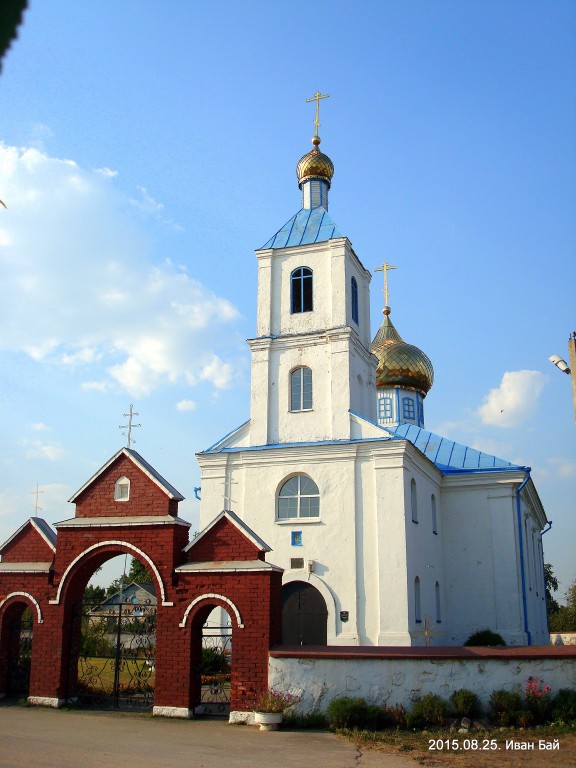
xmin=196 ymin=110 xmax=549 ymax=647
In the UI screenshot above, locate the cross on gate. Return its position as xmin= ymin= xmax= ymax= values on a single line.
xmin=119 ymin=404 xmax=141 ymax=447
xmin=31 ymin=483 xmax=43 ymax=514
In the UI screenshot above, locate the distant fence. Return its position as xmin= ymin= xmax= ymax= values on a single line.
xmin=269 ymin=646 xmax=576 ymax=713
xmin=550 ymin=632 xmax=576 ymax=646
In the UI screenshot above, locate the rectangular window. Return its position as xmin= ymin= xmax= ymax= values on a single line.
xmin=378 ymin=397 xmax=392 ymax=420
xmin=291 ymin=367 xmax=313 ymax=411
xmin=402 ymin=397 xmax=415 ymax=420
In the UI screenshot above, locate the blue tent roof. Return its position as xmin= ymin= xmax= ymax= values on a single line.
xmin=261 ymin=207 xmax=343 ymax=249
xmin=384 ymin=423 xmax=527 ymax=474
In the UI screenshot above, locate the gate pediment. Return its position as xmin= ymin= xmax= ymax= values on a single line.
xmin=184 ymin=510 xmax=272 ymax=563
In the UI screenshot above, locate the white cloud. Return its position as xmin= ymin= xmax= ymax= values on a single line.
xmin=25 ymin=440 xmax=65 ymax=461
xmin=200 ymin=356 xmax=234 ymax=390
xmin=0 ymin=142 xmax=242 ymax=398
xmin=547 ymin=457 xmax=576 ymax=478
xmin=31 ymin=422 xmax=50 ymax=432
xmin=176 ymin=399 xmax=197 ymax=411
xmin=476 ymin=370 xmax=547 ymax=428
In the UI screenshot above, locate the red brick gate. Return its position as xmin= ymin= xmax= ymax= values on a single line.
xmin=0 ymin=448 xmax=282 ymax=717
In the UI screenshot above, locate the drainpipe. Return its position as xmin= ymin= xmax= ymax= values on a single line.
xmin=516 ymin=472 xmax=532 ymax=645
xmin=540 ymin=521 xmax=553 ymax=632
xmin=194 ymin=486 xmax=201 ymax=501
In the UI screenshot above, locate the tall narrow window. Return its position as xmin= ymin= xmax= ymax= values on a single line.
xmin=351 ymin=276 xmax=359 ymax=324
xmin=411 ymin=478 xmax=418 ymax=523
xmin=431 ymin=494 xmax=437 ymax=534
xmin=414 ymin=577 xmax=421 ymax=623
xmin=290 ymin=367 xmax=313 ymax=411
xmin=402 ymin=397 xmax=415 ymax=420
xmin=435 ymin=581 xmax=442 ymax=623
xmin=378 ymin=396 xmax=392 ymax=421
xmin=277 ymin=475 xmax=320 ymax=520
xmin=291 ymin=267 xmax=313 ymax=313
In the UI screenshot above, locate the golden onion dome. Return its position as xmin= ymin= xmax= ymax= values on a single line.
xmin=296 ymin=136 xmax=334 ymax=188
xmin=371 ymin=307 xmax=434 ymax=396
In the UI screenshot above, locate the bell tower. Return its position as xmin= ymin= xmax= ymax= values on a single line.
xmin=247 ymin=96 xmax=377 ymax=446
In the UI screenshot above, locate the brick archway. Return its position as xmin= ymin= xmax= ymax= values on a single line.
xmin=0 ymin=449 xmax=282 ymax=718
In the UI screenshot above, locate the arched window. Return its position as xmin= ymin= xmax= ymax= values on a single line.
xmin=114 ymin=476 xmax=130 ymax=501
xmin=435 ymin=581 xmax=442 ymax=623
xmin=351 ymin=276 xmax=359 ymax=324
xmin=291 ymin=267 xmax=313 ymax=313
xmin=277 ymin=475 xmax=320 ymax=520
xmin=411 ymin=478 xmax=418 ymax=523
xmin=414 ymin=576 xmax=421 ymax=623
xmin=402 ymin=397 xmax=415 ymax=421
xmin=431 ymin=494 xmax=437 ymax=534
xmin=290 ymin=367 xmax=313 ymax=411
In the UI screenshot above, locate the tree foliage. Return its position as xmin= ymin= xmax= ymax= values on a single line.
xmin=544 ymin=562 xmax=560 ymax=615
xmin=105 ymin=557 xmax=153 ymax=597
xmin=547 ymin=567 xmax=576 ymax=633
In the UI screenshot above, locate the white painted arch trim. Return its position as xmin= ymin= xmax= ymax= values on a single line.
xmin=282 ymin=572 xmax=338 ymax=644
xmin=179 ymin=593 xmax=244 ymax=629
xmin=49 ymin=540 xmax=169 ymax=605
xmin=0 ymin=592 xmax=44 ymax=623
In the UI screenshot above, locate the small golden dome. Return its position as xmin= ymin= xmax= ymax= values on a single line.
xmin=296 ymin=137 xmax=334 ymax=188
xmin=371 ymin=309 xmax=434 ymax=396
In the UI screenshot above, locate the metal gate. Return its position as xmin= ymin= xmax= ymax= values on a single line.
xmin=6 ymin=609 xmax=32 ymax=696
xmin=71 ymin=600 xmax=156 ymax=710
xmin=196 ymin=624 xmax=231 ymax=716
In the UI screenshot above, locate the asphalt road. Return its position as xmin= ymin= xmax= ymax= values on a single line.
xmin=0 ymin=704 xmax=419 ymax=768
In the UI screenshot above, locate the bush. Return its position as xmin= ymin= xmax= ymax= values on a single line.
xmin=327 ymin=697 xmax=372 ymax=729
xmin=489 ymin=689 xmax=523 ymax=726
xmin=200 ymin=646 xmax=230 ymax=675
xmin=283 ymin=710 xmax=328 ymax=729
xmin=465 ymin=629 xmax=506 ymax=646
xmin=406 ymin=693 xmax=451 ymax=728
xmin=450 ymin=688 xmax=481 ymax=719
xmin=552 ymin=689 xmax=576 ymax=723
xmin=524 ymin=676 xmax=553 ymax=724
xmin=384 ymin=703 xmax=407 ymax=729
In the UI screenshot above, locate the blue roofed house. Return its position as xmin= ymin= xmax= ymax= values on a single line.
xmin=196 ymin=129 xmax=549 ymax=647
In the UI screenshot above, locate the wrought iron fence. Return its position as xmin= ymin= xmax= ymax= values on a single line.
xmin=198 ymin=625 xmax=232 ymax=716
xmin=71 ymin=601 xmax=156 ymax=710
xmin=6 ymin=609 xmax=32 ymax=696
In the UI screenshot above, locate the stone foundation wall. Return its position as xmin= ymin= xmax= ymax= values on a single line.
xmin=269 ymin=646 xmax=576 ymax=713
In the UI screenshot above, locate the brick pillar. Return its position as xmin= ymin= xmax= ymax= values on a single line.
xmin=152 ymin=606 xmax=192 ymax=717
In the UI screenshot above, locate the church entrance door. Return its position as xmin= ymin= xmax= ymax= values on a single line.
xmin=281 ymin=581 xmax=327 ymax=645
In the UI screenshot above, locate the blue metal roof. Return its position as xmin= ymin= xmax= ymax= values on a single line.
xmin=200 ymin=417 xmax=527 ymax=476
xmin=261 ymin=207 xmax=343 ymax=249
xmin=384 ymin=423 xmax=527 ymax=474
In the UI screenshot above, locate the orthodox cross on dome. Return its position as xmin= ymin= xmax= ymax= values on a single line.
xmin=306 ymin=91 xmax=330 ymax=140
xmin=31 ymin=483 xmax=43 ymax=514
xmin=119 ymin=404 xmax=141 ymax=447
xmin=413 ymin=616 xmax=441 ymax=647
xmin=375 ymin=261 xmax=397 ymax=308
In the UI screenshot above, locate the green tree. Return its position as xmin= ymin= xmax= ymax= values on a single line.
xmin=127 ymin=557 xmax=152 ymax=584
xmin=548 ymin=575 xmax=576 ymax=633
xmin=84 ymin=584 xmax=106 ymax=604
xmin=105 ymin=557 xmax=153 ymax=597
xmin=545 ymin=563 xmax=560 ymax=616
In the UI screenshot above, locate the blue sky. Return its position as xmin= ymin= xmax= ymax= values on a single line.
xmin=1 ymin=1 xmax=575 ymax=597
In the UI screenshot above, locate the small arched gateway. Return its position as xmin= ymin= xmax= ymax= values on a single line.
xmin=0 ymin=448 xmax=282 ymax=719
